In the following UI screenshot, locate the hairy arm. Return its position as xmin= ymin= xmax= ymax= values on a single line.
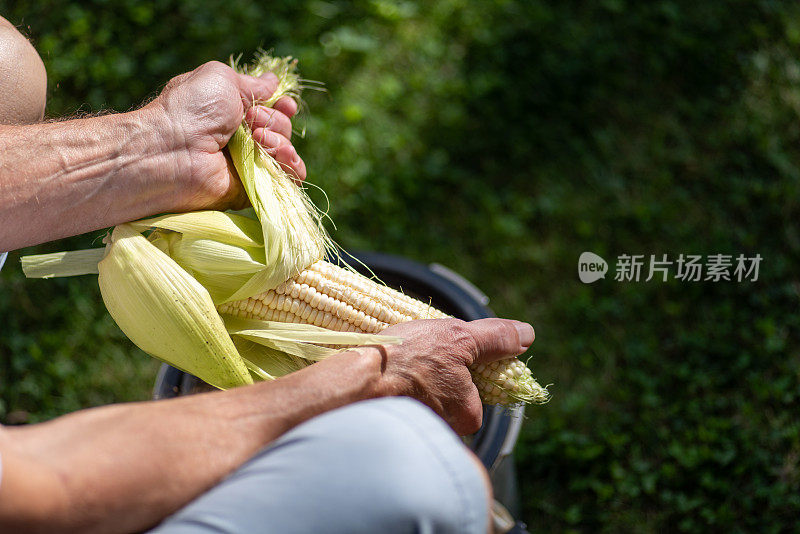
xmin=0 ymin=61 xmax=306 ymax=251
xmin=0 ymin=108 xmax=184 ymax=249
xmin=0 ymin=318 xmax=532 ymax=533
xmin=0 ymin=350 xmax=380 ymax=534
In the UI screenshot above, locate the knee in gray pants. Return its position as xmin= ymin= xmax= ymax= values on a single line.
xmin=151 ymin=397 xmax=490 ymax=534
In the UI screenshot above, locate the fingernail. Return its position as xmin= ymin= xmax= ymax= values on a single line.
xmin=514 ymin=322 xmax=535 ymax=348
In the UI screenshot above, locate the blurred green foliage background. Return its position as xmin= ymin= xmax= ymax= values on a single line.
xmin=1 ymin=0 xmax=799 ymax=531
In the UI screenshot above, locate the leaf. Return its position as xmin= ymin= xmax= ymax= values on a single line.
xmin=98 ymin=224 xmax=252 ymax=390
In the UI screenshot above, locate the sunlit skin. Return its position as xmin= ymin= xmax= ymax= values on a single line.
xmin=0 ymin=16 xmax=529 ymax=533
xmin=0 ymin=17 xmax=46 ymax=124
xmin=0 ymin=60 xmax=304 ymax=251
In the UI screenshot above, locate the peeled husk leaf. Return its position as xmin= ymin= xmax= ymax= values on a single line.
xmin=233 ymin=337 xmax=309 ymax=380
xmin=97 ymin=224 xmax=252 ymax=389
xmin=225 ymin=125 xmax=330 ymax=302
xmin=21 ymin=248 xmax=105 ymax=278
xmin=131 ymin=211 xmax=263 ymax=248
xmin=224 ymin=316 xmax=400 ymax=362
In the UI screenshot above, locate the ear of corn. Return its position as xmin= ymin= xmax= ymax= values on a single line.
xmin=217 ymin=260 xmax=549 ymax=405
xmin=19 ymin=53 xmax=549 ymax=407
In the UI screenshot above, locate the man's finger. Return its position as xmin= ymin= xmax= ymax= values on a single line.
xmin=251 ymin=127 xmax=291 ymax=151
xmin=236 ymin=71 xmax=279 ymax=107
xmin=273 ymin=96 xmax=298 ymax=118
xmin=273 ymin=144 xmax=306 ymax=182
xmin=256 ymin=71 xmax=298 ymax=117
xmin=465 ymin=318 xmax=534 ymax=364
xmin=245 ymin=106 xmax=293 ymax=139
xmin=251 ymin=127 xmax=306 ymax=182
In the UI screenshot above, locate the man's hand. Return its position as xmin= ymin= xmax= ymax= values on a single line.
xmin=0 ymin=60 xmax=308 ymax=250
xmin=368 ymin=318 xmax=535 ymax=435
xmin=0 ymin=318 xmax=530 ymax=531
xmin=148 ymin=61 xmax=307 ymax=212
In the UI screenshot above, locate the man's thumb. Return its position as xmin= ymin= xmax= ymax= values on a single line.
xmin=465 ymin=318 xmax=534 ymax=364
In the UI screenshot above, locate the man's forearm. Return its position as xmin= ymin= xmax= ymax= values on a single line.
xmin=0 ymin=349 xmax=383 ymax=534
xmin=0 ymin=106 xmax=182 ymax=250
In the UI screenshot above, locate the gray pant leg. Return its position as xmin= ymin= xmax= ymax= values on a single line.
xmin=149 ymin=397 xmax=489 ymax=534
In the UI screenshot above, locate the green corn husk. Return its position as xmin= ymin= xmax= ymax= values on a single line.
xmin=98 ymin=224 xmax=252 ymax=389
xmin=21 ymin=53 xmax=400 ymax=387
